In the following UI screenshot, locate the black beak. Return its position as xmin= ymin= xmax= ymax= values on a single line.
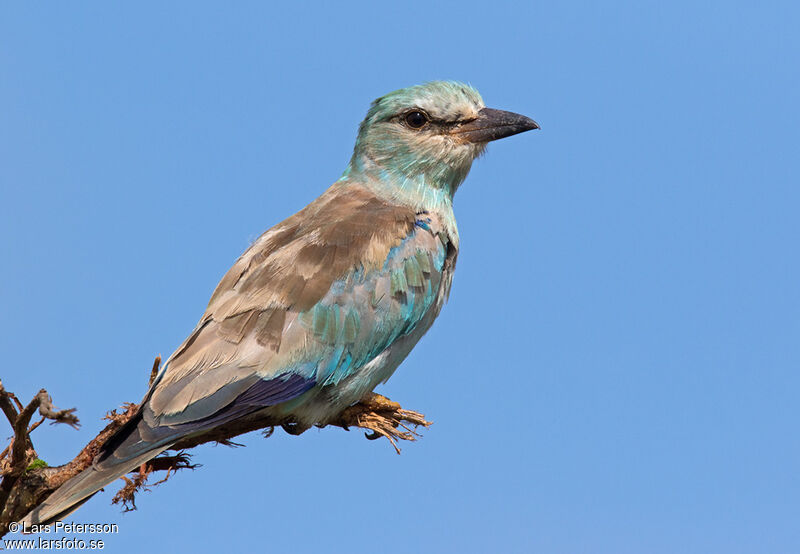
xmin=453 ymin=107 xmax=539 ymax=143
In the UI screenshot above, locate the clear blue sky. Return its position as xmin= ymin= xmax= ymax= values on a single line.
xmin=2 ymin=2 xmax=798 ymax=553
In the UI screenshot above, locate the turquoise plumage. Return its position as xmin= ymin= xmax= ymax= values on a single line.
xmin=21 ymin=81 xmax=538 ymax=525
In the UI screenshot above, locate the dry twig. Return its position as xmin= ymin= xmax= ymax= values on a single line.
xmin=328 ymin=393 xmax=432 ymax=454
xmin=0 ymin=383 xmax=81 ymax=534
xmin=111 ymin=451 xmax=198 ymax=511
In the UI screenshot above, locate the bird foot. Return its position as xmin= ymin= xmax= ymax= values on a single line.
xmin=327 ymin=393 xmax=432 ymax=454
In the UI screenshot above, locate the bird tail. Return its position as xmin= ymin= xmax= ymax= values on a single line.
xmin=20 ymin=445 xmax=171 ymax=526
xmin=19 ymin=411 xmax=180 ymax=526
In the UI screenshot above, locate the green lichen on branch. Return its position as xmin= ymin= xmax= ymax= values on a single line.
xmin=25 ymin=460 xmax=48 ymax=473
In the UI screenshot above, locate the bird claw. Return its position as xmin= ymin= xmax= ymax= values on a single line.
xmin=281 ymin=422 xmax=310 ymax=436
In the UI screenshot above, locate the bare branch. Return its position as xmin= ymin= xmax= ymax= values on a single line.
xmin=0 ymin=373 xmax=430 ymax=536
xmin=0 ymin=388 xmax=82 ymax=515
xmin=10 ymin=397 xmax=24 ymax=414
xmin=0 ymin=381 xmax=19 ymax=429
xmin=27 ymin=417 xmax=46 ymax=435
xmin=9 ymin=392 xmax=42 ymax=477
xmin=148 ymin=356 xmax=161 ymax=388
xmin=327 ymin=393 xmax=432 ymax=454
xmin=35 ymin=391 xmax=79 ymax=430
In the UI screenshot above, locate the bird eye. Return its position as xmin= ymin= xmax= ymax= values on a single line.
xmin=404 ymin=110 xmax=428 ymax=129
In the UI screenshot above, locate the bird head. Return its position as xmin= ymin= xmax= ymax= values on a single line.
xmin=345 ymin=81 xmax=538 ymax=206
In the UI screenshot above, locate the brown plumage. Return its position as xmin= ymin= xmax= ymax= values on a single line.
xmin=149 ymin=182 xmax=427 ymax=421
xmin=20 ymin=80 xmax=538 ymax=527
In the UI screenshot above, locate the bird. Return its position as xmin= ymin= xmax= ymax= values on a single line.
xmin=22 ymin=81 xmax=538 ymax=525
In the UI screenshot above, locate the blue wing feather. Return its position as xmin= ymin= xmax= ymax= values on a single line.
xmin=147 ymin=209 xmax=450 ymax=439
xmin=297 ymin=222 xmax=448 ymax=387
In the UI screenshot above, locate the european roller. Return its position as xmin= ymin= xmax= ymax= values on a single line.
xmin=23 ymin=81 xmax=538 ymax=524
